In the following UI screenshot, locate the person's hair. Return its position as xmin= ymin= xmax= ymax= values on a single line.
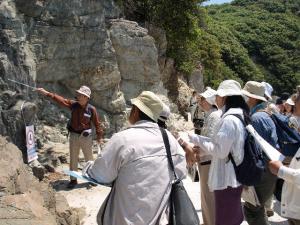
xmin=157 ymin=119 xmax=167 ymax=129
xmin=294 ymin=86 xmax=300 ymax=103
xmin=138 ymin=109 xmax=155 ymax=122
xmin=255 ymin=99 xmax=264 ymax=106
xmin=224 ymin=95 xmax=251 ymax=124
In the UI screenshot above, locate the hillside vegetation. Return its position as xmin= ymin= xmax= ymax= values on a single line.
xmin=205 ymin=0 xmax=300 ymax=94
xmin=120 ymin=0 xmax=300 ymax=94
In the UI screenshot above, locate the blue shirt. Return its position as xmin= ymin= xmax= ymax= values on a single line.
xmin=251 ymin=110 xmax=279 ymax=149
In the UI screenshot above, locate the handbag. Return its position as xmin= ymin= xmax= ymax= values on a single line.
xmin=159 ymin=128 xmax=200 ymax=225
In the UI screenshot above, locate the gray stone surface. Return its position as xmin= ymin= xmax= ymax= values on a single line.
xmin=0 ymin=136 xmax=80 ymax=225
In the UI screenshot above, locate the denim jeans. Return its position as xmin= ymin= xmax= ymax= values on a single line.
xmin=243 ymin=168 xmax=277 ymax=225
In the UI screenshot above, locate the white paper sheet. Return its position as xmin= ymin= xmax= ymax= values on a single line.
xmin=63 ymin=170 xmax=112 ymax=187
xmin=246 ymin=125 xmax=285 ymax=161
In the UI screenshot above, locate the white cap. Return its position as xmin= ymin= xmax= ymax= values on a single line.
xmin=261 ymin=82 xmax=273 ymax=100
xmin=216 ymin=80 xmax=242 ymax=97
xmin=200 ymin=87 xmax=217 ymax=105
xmin=131 ymin=91 xmax=164 ymax=122
xmin=159 ymin=103 xmax=171 ymax=122
xmin=286 ymin=98 xmax=295 ymax=106
xmin=76 ymin=85 xmax=91 ymax=98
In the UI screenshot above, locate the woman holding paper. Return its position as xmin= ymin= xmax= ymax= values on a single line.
xmin=196 ymin=87 xmax=222 ymax=225
xmin=269 ymin=150 xmax=300 ymax=225
xmin=183 ymin=80 xmax=249 ymax=225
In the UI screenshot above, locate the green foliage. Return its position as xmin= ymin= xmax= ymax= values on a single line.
xmin=120 ymin=0 xmax=299 ymax=94
xmin=205 ymin=0 xmax=300 ymax=94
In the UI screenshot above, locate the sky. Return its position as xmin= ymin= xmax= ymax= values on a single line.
xmin=202 ymin=0 xmax=233 ymax=6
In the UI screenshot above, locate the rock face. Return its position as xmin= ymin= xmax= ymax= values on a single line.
xmin=0 ymin=0 xmax=184 ymax=140
xmin=0 ymin=0 xmax=197 ymax=142
xmin=0 ymin=135 xmax=80 ymax=225
xmin=109 ymin=19 xmax=161 ymax=100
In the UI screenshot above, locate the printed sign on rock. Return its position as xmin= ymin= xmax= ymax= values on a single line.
xmin=26 ymin=125 xmax=38 ymax=163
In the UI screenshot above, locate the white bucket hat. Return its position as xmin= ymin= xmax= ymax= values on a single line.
xmin=286 ymin=98 xmax=295 ymax=106
xmin=242 ymin=81 xmax=267 ymax=102
xmin=261 ymin=81 xmax=273 ymax=100
xmin=131 ymin=91 xmax=163 ymax=122
xmin=159 ymin=103 xmax=171 ymax=122
xmin=200 ymin=87 xmax=217 ymax=105
xmin=76 ymin=85 xmax=91 ymax=98
xmin=216 ymin=80 xmax=242 ymax=97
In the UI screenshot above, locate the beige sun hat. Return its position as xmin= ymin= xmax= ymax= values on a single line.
xmin=242 ymin=81 xmax=267 ymax=102
xmin=200 ymin=87 xmax=217 ymax=105
xmin=76 ymin=85 xmax=91 ymax=98
xmin=131 ymin=91 xmax=164 ymax=122
xmin=216 ymin=80 xmax=242 ymax=97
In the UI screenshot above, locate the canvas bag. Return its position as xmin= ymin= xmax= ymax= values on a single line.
xmin=159 ymin=128 xmax=200 ymax=225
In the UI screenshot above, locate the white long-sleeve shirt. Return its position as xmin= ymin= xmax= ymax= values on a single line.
xmin=83 ymin=121 xmax=186 ymax=225
xmin=278 ymin=147 xmax=300 ymax=220
xmin=189 ymin=108 xmax=246 ymax=191
xmin=199 ymin=108 xmax=222 ymax=163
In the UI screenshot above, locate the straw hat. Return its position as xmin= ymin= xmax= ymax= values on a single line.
xmin=131 ymin=91 xmax=163 ymax=122
xmin=242 ymin=81 xmax=267 ymax=102
xmin=216 ymin=80 xmax=242 ymax=97
xmin=76 ymin=85 xmax=91 ymax=98
xmin=200 ymin=87 xmax=217 ymax=105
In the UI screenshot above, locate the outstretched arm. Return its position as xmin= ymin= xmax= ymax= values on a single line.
xmin=36 ymin=88 xmax=73 ymax=109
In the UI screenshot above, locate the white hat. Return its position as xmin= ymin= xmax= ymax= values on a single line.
xmin=242 ymin=81 xmax=267 ymax=102
xmin=200 ymin=87 xmax=217 ymax=105
xmin=159 ymin=103 xmax=171 ymax=122
xmin=261 ymin=82 xmax=273 ymax=100
xmin=286 ymin=98 xmax=295 ymax=106
xmin=131 ymin=91 xmax=163 ymax=122
xmin=76 ymin=85 xmax=91 ymax=98
xmin=216 ymin=80 xmax=242 ymax=97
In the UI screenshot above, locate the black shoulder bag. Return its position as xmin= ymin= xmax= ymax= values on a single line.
xmin=159 ymin=128 xmax=200 ymax=225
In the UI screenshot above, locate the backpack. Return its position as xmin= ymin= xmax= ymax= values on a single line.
xmin=270 ymin=113 xmax=300 ymax=157
xmin=67 ymin=102 xmax=94 ymax=133
xmin=227 ymin=114 xmax=265 ymax=186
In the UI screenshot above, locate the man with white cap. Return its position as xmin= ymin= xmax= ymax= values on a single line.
xmin=82 ymin=91 xmax=186 ymax=225
xmin=242 ymin=81 xmax=279 ymax=225
xmin=37 ymin=86 xmax=103 ymax=188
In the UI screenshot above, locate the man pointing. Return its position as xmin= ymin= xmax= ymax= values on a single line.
xmin=37 ymin=85 xmax=103 ymax=188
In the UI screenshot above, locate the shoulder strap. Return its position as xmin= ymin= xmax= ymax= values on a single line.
xmin=159 ymin=127 xmax=178 ymax=180
xmin=225 ymin=114 xmax=246 ymax=166
xmin=226 ymin=114 xmax=246 ymax=126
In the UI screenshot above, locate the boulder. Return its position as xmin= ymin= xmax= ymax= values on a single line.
xmin=0 ymin=136 xmax=80 ymax=225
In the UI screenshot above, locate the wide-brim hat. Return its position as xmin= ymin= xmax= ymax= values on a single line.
xmin=242 ymin=81 xmax=267 ymax=102
xmin=200 ymin=87 xmax=217 ymax=105
xmin=131 ymin=91 xmax=163 ymax=122
xmin=76 ymin=85 xmax=91 ymax=98
xmin=216 ymin=80 xmax=242 ymax=97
